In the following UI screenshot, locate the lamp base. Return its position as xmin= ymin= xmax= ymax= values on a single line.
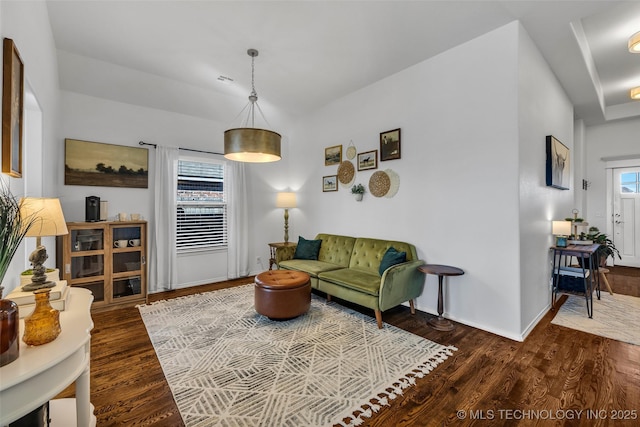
xmin=23 ymin=245 xmax=54 ymax=292
xmin=555 ymin=236 xmax=568 ymax=248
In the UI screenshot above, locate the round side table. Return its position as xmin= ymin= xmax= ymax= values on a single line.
xmin=418 ymin=264 xmax=464 ymax=331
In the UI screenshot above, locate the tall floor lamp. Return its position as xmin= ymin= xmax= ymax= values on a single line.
xmin=19 ymin=198 xmax=68 ymax=291
xmin=276 ymin=192 xmax=297 ymax=243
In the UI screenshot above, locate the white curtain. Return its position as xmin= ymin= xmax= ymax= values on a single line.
xmin=226 ymin=161 xmax=250 ymax=278
xmin=150 ymin=146 xmax=179 ymax=292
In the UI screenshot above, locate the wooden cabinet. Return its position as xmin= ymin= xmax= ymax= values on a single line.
xmin=57 ymin=221 xmax=147 ymax=310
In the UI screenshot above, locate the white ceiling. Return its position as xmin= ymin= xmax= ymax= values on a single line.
xmin=46 ymin=1 xmax=640 ymax=126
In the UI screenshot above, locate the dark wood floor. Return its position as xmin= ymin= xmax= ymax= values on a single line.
xmin=57 ymin=272 xmax=640 ymax=426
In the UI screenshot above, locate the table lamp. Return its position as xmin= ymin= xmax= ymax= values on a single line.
xmin=552 ymin=220 xmax=571 ymax=248
xmin=276 ymin=192 xmax=296 ymax=243
xmin=19 ymin=198 xmax=68 ymax=291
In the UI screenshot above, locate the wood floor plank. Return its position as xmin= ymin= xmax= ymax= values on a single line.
xmin=54 ymin=274 xmax=640 ymax=426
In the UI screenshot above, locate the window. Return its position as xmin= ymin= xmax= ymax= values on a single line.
xmin=176 ymin=159 xmax=226 ymax=252
xmin=621 ymin=172 xmax=639 ymax=194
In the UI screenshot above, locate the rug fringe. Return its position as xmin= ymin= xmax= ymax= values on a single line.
xmin=336 ymin=345 xmax=458 ymax=426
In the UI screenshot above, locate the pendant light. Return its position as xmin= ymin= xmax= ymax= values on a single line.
xmin=629 ymin=31 xmax=640 ymax=53
xmin=224 ymin=49 xmax=281 ymax=162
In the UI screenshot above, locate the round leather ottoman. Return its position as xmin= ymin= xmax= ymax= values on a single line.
xmin=254 ymin=270 xmax=311 ymax=320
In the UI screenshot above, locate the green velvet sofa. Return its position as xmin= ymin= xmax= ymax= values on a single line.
xmin=278 ymin=233 xmax=425 ymax=328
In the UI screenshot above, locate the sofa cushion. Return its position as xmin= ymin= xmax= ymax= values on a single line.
xmin=293 ymin=236 xmax=322 ymax=260
xmin=279 ymin=259 xmax=343 ymax=277
xmin=379 ymin=247 xmax=407 ymax=275
xmin=319 ymin=268 xmax=381 ymax=297
xmin=349 ymin=238 xmax=417 ymax=275
xmin=314 ymin=234 xmax=356 ymax=267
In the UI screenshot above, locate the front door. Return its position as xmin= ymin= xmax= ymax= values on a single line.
xmin=613 ymin=167 xmax=640 ymax=267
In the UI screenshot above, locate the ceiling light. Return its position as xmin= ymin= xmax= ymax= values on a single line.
xmin=629 ymin=31 xmax=640 ymax=53
xmin=224 ymin=49 xmax=281 ymax=163
xmin=631 ymin=87 xmax=640 ymax=100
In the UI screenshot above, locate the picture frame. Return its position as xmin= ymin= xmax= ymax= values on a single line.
xmin=325 ymin=145 xmax=342 ymax=166
xmin=2 ymin=38 xmax=24 ymax=177
xmin=357 ymin=150 xmax=378 ymax=171
xmin=65 ymin=138 xmax=149 ymax=188
xmin=546 ymin=135 xmax=570 ymax=190
xmin=380 ymin=128 xmax=401 ymax=161
xmin=322 ymin=175 xmax=338 ymax=192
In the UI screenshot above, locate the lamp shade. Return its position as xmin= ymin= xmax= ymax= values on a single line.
xmin=19 ymin=198 xmax=68 ymax=237
xmin=276 ymin=192 xmax=297 ymax=209
xmin=224 ymin=128 xmax=281 ymax=163
xmin=552 ymin=220 xmax=571 ymax=236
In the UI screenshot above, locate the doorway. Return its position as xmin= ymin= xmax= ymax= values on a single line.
xmin=613 ymin=167 xmax=640 ymax=267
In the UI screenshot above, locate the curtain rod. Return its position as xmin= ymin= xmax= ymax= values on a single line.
xmin=138 ymin=141 xmax=223 ymax=156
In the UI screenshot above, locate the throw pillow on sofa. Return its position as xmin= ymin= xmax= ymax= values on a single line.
xmin=293 ymin=236 xmax=322 ymax=260
xmin=379 ymin=247 xmax=407 ymax=275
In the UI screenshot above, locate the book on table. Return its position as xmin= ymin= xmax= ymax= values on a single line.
xmin=6 ymin=280 xmax=68 ymax=305
xmin=5 ymin=281 xmax=71 ymax=318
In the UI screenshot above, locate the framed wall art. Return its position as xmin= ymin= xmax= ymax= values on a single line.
xmin=380 ymin=128 xmax=401 ymax=161
xmin=325 ymin=145 xmax=342 ymax=166
xmin=323 ymin=175 xmax=338 ymax=192
xmin=546 ymin=135 xmax=570 ymax=190
xmin=2 ymin=38 xmax=24 ymax=177
xmin=65 ymin=138 xmax=149 ymax=188
xmin=357 ymin=150 xmax=377 ymax=171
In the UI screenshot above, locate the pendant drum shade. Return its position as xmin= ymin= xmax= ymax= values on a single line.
xmin=224 ymin=128 xmax=281 ymax=163
xmin=223 ymin=48 xmax=282 ymax=163
xmin=629 ymin=31 xmax=640 ymax=53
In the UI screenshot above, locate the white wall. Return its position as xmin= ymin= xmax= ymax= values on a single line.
xmin=516 ymin=24 xmax=575 ymax=336
xmin=0 ymin=0 xmax=61 ymax=295
xmin=585 ymin=118 xmax=640 ymax=233
xmin=59 ymin=91 xmax=295 ymax=290
xmin=289 ymin=22 xmax=534 ymax=339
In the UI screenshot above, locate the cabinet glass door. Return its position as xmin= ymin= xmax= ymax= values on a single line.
xmin=71 ymin=255 xmax=104 ymax=279
xmin=112 ymin=226 xmax=142 ymax=248
xmin=113 ymin=277 xmax=142 ymax=299
xmin=71 ymin=228 xmax=103 ymax=252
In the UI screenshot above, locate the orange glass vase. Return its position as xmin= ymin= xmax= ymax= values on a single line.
xmin=23 ymin=288 xmax=61 ymax=346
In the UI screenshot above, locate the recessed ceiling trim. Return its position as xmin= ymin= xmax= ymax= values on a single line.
xmin=570 ymin=20 xmax=605 ymax=116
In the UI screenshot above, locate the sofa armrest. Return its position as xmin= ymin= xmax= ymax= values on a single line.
xmin=379 ymin=260 xmax=426 ymax=311
xmin=275 ymin=245 xmax=297 ymax=267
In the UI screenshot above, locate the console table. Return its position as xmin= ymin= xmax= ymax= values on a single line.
xmin=551 ymin=244 xmax=601 ymax=318
xmin=0 ymin=287 xmax=95 ymax=426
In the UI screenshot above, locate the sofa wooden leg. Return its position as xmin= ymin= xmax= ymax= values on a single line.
xmin=326 ymin=294 xmax=332 ymax=302
xmin=375 ymin=309 xmax=383 ymax=329
xmin=409 ymin=299 xmax=416 ymax=315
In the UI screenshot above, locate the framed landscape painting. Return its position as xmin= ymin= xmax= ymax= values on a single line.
xmin=2 ymin=38 xmax=24 ymax=177
xmin=65 ymin=139 xmax=149 ymax=188
xmin=546 ymin=135 xmax=570 ymax=190
xmin=325 ymin=145 xmax=342 ymax=166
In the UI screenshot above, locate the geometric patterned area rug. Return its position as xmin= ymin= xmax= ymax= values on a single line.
xmin=551 ymin=292 xmax=640 ymax=346
xmin=138 ymin=284 xmax=456 ymax=427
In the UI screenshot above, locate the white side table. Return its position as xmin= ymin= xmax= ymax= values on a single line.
xmin=0 ymin=288 xmax=95 ymax=426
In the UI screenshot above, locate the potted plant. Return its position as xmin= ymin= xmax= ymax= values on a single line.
xmin=0 ymin=183 xmax=36 ymax=297
xmin=351 ymin=183 xmax=365 ymax=201
xmin=587 ymin=227 xmax=621 ymax=267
